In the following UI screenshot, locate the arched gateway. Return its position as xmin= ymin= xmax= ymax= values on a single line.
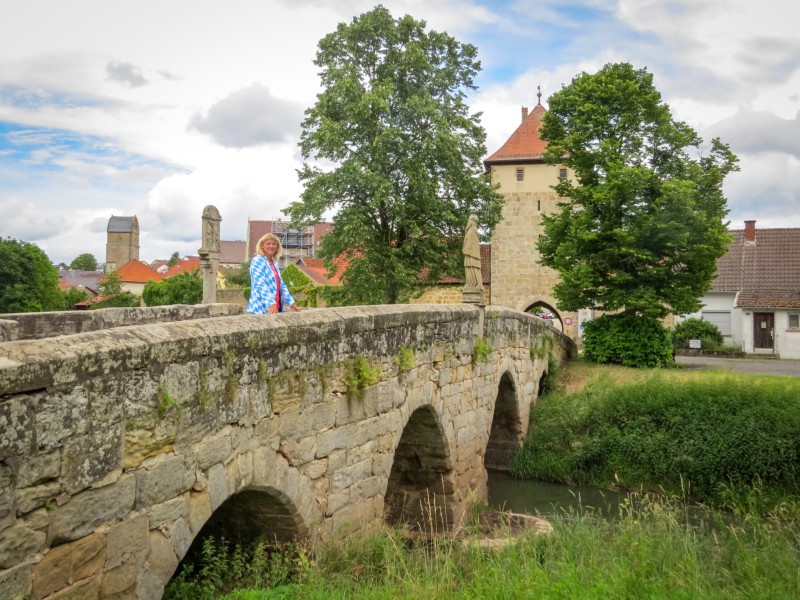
xmin=0 ymin=303 xmax=575 ymax=599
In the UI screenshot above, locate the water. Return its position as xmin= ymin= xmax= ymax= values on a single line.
xmin=487 ymin=471 xmax=631 ymax=520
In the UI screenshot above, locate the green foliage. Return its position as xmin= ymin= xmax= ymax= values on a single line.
xmin=0 ymin=237 xmax=63 ymax=313
xmin=99 ymin=271 xmax=124 ymax=296
xmin=344 ymin=355 xmax=380 ymax=398
xmin=582 ymin=313 xmax=673 ymax=368
xmin=395 ymin=346 xmax=416 ymax=373
xmin=280 ymin=264 xmax=322 ymax=308
xmin=165 ymin=537 xmax=304 ymax=600
xmin=472 ymin=337 xmax=492 ymax=364
xmin=62 ymin=286 xmax=90 ymax=310
xmin=90 ymin=292 xmax=140 ymax=309
xmin=142 ymin=271 xmax=203 ymax=306
xmin=69 ymin=252 xmax=98 ymax=271
xmin=157 ymin=383 xmax=178 ymax=418
xmin=672 ymin=317 xmax=724 ymax=349
xmin=168 ymin=251 xmax=181 ymax=267
xmin=286 ymin=5 xmax=503 ymax=305
xmin=529 ymin=335 xmax=553 ymax=360
xmin=538 ymin=63 xmax=738 ymax=319
xmin=224 ymin=263 xmax=251 ymax=300
xmin=511 ymin=372 xmax=800 ymax=514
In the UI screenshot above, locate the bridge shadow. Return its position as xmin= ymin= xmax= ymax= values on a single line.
xmin=384 ymin=405 xmax=456 ymax=533
xmin=484 ymin=372 xmax=523 ymax=471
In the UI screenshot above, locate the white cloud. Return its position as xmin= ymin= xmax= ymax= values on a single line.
xmin=106 ymin=60 xmax=149 ymax=88
xmin=188 ymin=84 xmax=304 ymax=148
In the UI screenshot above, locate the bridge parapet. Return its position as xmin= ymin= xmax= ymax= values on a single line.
xmin=0 ymin=304 xmax=574 ymax=599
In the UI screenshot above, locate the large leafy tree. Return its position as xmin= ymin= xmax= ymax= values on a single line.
xmin=0 ymin=238 xmax=62 ymax=313
xmin=69 ymin=253 xmax=98 ymax=271
xmin=286 ymin=5 xmax=503 ymax=305
xmin=538 ymin=62 xmax=738 ymax=319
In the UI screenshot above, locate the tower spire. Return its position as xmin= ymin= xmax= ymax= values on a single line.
xmin=536 ymin=84 xmax=542 ymax=106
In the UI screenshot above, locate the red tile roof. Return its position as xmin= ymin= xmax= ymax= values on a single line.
xmin=164 ymin=258 xmax=201 ymax=278
xmin=113 ymin=260 xmax=163 ymax=283
xmin=712 ymin=225 xmax=800 ymax=309
xmin=485 ymin=104 xmax=548 ymax=166
xmin=220 ymin=240 xmax=247 ymax=264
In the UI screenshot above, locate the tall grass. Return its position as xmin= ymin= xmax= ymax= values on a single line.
xmin=167 ymin=495 xmax=799 ymax=599
xmin=511 ymin=362 xmax=800 ymax=515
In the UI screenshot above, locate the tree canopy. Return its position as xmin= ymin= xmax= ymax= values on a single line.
xmin=69 ymin=253 xmax=98 ymax=271
xmin=285 ymin=5 xmax=503 ymax=305
xmin=142 ymin=271 xmax=202 ymax=306
xmin=537 ymin=63 xmax=738 ymax=319
xmin=0 ymin=238 xmax=63 ymax=313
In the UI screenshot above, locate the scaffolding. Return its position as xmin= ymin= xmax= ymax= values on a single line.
xmin=271 ymin=221 xmax=315 ymax=264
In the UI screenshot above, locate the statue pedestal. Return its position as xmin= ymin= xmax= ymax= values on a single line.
xmin=462 ymin=288 xmax=483 ymax=305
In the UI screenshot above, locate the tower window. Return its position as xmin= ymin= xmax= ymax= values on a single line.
xmin=516 ymin=168 xmax=524 ymax=181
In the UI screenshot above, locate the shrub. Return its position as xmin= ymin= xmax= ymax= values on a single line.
xmin=582 ymin=313 xmax=673 ymax=368
xmin=143 ymin=271 xmax=203 ymax=306
xmin=672 ymin=317 xmax=724 ymax=349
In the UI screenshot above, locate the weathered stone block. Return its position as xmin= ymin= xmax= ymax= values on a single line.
xmin=186 ymin=491 xmax=212 ymax=537
xmin=15 ymin=480 xmax=60 ymax=515
xmin=331 ymin=458 xmax=372 ymax=493
xmin=46 ymin=577 xmax=98 ymax=600
xmin=0 ymin=562 xmax=31 ymax=600
xmin=35 ymin=387 xmax=89 ymax=449
xmin=0 ymin=521 xmax=46 ymax=569
xmin=135 ymin=453 xmax=196 ymax=508
xmin=99 ymin=559 xmax=137 ymax=597
xmin=148 ymin=496 xmax=186 ymax=530
xmin=107 ymin=514 xmax=148 ymax=562
xmin=71 ymin=533 xmax=106 ymax=581
xmin=32 ymin=542 xmax=71 ymax=599
xmin=62 ymin=424 xmax=123 ymax=494
xmin=146 ymin=530 xmax=178 ymax=585
xmin=207 ymin=463 xmax=228 ymax=511
xmin=50 ymin=473 xmax=135 ymax=545
xmin=193 ymin=432 xmax=231 ymax=471
xmin=0 ymin=397 xmax=33 ymax=460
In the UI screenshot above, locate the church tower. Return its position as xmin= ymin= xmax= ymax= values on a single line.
xmin=105 ymin=215 xmax=140 ymax=273
xmin=485 ymin=95 xmax=579 ymax=339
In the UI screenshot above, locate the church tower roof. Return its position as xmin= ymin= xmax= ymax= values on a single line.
xmin=484 ymin=102 xmax=548 ymax=167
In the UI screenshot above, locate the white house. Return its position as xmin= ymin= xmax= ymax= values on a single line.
xmin=679 ymin=220 xmax=800 ymax=358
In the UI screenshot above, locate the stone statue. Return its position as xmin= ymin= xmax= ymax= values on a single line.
xmin=199 ymin=205 xmax=222 ymax=304
xmin=462 ymin=215 xmax=483 ymax=304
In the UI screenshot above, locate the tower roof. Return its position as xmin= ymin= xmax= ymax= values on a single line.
xmin=484 ymin=104 xmax=548 ymax=166
xmin=107 ymin=215 xmax=138 ymax=233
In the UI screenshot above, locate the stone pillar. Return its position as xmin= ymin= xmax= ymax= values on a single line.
xmin=462 ymin=215 xmax=484 ymax=304
xmin=199 ymin=205 xmax=222 ymax=304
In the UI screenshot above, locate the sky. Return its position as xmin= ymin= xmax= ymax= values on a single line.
xmin=1 ymin=0 xmax=798 ymax=265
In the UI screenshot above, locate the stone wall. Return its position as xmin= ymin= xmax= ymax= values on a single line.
xmin=0 ymin=303 xmax=243 ymax=342
xmin=0 ymin=304 xmax=575 ymax=599
xmin=409 ymin=285 xmax=491 ymax=305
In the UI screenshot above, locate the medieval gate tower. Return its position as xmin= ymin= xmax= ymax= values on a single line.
xmin=486 ymin=97 xmax=582 ymax=341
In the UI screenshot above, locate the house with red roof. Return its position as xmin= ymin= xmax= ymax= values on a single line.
xmin=678 ymin=220 xmax=800 ymax=358
xmin=112 ymin=259 xmax=163 ymax=296
xmin=163 ymin=257 xmax=201 ymax=278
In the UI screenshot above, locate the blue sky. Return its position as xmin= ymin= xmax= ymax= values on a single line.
xmin=1 ymin=0 xmax=798 ymax=264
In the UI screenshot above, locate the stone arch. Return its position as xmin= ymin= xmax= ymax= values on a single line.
xmin=384 ymin=405 xmax=456 ymax=533
xmin=484 ymin=370 xmax=524 ymax=471
xmin=522 ymin=298 xmax=564 ymax=332
xmin=169 ymin=486 xmax=306 ymax=587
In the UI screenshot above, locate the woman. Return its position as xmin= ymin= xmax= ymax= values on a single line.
xmin=246 ymin=233 xmax=301 ymax=314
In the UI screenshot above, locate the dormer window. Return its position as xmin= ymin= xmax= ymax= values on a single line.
xmin=516 ymin=168 xmax=524 ymax=181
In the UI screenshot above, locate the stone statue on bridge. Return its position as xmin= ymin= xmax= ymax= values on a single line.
xmin=462 ymin=215 xmax=483 ymax=304
xmin=199 ymin=205 xmax=222 ymax=304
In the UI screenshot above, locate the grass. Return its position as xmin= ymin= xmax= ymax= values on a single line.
xmin=511 ymin=360 xmax=800 ymax=517
xmin=166 ymin=496 xmax=800 ymax=599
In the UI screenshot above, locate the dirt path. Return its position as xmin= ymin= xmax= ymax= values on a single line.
xmin=676 ymin=355 xmax=800 ymax=377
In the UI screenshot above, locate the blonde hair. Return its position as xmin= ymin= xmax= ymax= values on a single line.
xmin=255 ymin=233 xmax=283 ymax=260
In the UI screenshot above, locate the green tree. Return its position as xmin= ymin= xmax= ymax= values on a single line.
xmin=142 ymin=271 xmax=202 ymax=306
xmin=285 ymin=5 xmax=503 ymax=305
xmin=62 ymin=287 xmax=90 ymax=310
xmin=0 ymin=238 xmax=62 ymax=313
xmin=167 ymin=251 xmax=180 ymax=267
xmin=69 ymin=253 xmax=98 ymax=271
xmin=99 ymin=271 xmax=124 ymax=296
xmin=538 ymin=63 xmax=737 ymax=321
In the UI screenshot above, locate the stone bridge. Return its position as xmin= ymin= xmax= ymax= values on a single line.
xmin=0 ymin=304 xmax=575 ymax=599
